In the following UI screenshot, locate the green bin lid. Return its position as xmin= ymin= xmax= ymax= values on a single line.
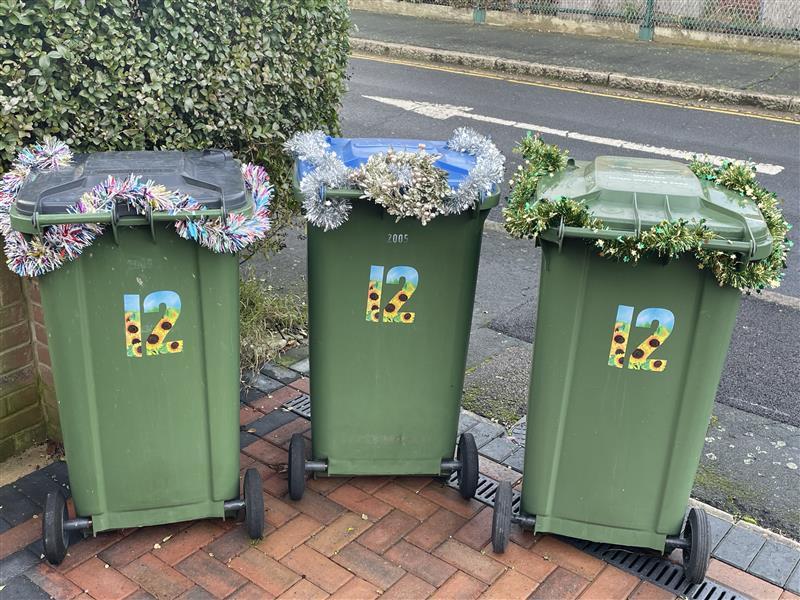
xmin=537 ymin=156 xmax=772 ymax=261
xmin=14 ymin=149 xmax=247 ymax=217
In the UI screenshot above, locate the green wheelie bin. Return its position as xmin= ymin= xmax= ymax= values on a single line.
xmin=6 ymin=149 xmax=265 ymax=564
xmin=285 ymin=134 xmax=503 ymax=500
xmin=490 ymin=156 xmax=774 ymax=585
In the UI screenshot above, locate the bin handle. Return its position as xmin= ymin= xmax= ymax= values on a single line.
xmin=110 ymin=200 xmax=120 ymax=245
xmin=31 ymin=177 xmax=88 ymax=234
xmin=470 ymin=191 xmax=486 ymax=219
xmin=180 ymin=173 xmax=227 ymax=220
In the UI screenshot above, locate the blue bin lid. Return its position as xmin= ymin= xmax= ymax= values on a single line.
xmin=296 ymin=137 xmax=477 ymax=189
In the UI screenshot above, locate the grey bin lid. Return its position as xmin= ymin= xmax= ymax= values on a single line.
xmin=537 ymin=156 xmax=772 ymax=260
xmin=14 ymin=149 xmax=247 ymax=217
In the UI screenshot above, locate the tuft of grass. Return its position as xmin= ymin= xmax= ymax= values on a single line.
xmin=461 ymin=386 xmax=522 ymax=430
xmin=239 ymin=272 xmax=307 ymax=377
xmin=694 ymin=463 xmax=757 ymax=520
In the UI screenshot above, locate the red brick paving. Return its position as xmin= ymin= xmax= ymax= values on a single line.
xmin=307 ymin=511 xmax=373 ymax=557
xmin=483 ymin=569 xmax=540 ymax=599
xmin=280 ymin=544 xmax=352 ymax=593
xmin=331 ymin=542 xmax=405 ymax=590
xmin=0 ymin=515 xmax=41 ymax=559
xmin=25 ymin=563 xmax=83 ymax=599
xmin=707 ymin=558 xmax=784 ymax=600
xmin=64 ymin=557 xmax=139 ymax=600
xmin=404 ymin=507 xmax=466 ymax=552
xmin=430 ymin=570 xmax=486 ymax=599
xmin=357 ymin=509 xmax=418 ymax=555
xmin=529 ymin=566 xmax=590 ymax=599
xmin=3 ymin=393 xmax=791 ymax=600
xmin=120 ymin=553 xmax=194 ymax=599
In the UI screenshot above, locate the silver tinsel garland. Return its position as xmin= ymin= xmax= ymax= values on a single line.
xmin=284 ymin=132 xmax=351 ymax=231
xmin=444 ymin=127 xmax=505 ymax=215
xmin=285 ymin=127 xmax=505 ymax=231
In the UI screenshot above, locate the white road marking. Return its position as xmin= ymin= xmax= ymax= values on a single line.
xmin=363 ymin=95 xmax=784 ymax=176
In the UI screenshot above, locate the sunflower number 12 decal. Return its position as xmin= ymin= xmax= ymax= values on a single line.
xmin=366 ymin=265 xmax=418 ymax=324
xmin=607 ymin=304 xmax=674 ymax=372
xmin=124 ymin=290 xmax=183 ymax=358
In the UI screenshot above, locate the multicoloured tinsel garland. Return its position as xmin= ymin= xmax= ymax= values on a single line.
xmin=284 ymin=127 xmax=505 ymax=231
xmin=0 ymin=140 xmax=272 ymax=277
xmin=173 ymin=164 xmax=272 ymax=253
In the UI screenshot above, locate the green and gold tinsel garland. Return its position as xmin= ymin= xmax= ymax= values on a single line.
xmin=503 ymin=134 xmax=792 ymax=293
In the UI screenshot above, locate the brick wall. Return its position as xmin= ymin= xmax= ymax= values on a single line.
xmin=0 ymin=250 xmax=47 ymax=461
xmin=24 ymin=279 xmax=60 ymax=441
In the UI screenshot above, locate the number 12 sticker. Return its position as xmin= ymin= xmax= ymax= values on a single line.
xmin=608 ymin=304 xmax=674 ymax=372
xmin=124 ymin=290 xmax=183 ymax=357
xmin=366 ymin=265 xmax=418 ymax=324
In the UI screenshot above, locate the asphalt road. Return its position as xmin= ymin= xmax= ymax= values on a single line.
xmin=333 ymin=55 xmax=800 ymax=535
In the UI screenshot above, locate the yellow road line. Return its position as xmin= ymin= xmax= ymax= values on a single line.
xmin=351 ymin=53 xmax=799 ymax=125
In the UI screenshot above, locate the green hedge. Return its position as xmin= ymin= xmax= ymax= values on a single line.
xmin=0 ymin=0 xmax=350 ymax=235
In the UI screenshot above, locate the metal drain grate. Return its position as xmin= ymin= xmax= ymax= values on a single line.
xmin=448 ymin=472 xmax=744 ymax=600
xmin=575 ymin=541 xmax=743 ymax=600
xmin=284 ymin=394 xmax=311 ymax=419
xmin=446 ymin=471 xmax=522 ymax=513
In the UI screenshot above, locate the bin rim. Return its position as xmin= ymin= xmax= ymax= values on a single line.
xmin=9 ymin=198 xmax=255 ymax=236
xmin=291 ymin=164 xmax=501 ymax=215
xmin=539 ymin=221 xmax=762 ymax=263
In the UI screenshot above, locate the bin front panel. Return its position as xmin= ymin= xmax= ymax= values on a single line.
xmin=39 ymin=227 xmax=240 ymax=531
xmin=308 ymin=201 xmax=486 ymax=476
xmin=522 ymin=240 xmax=741 ymax=551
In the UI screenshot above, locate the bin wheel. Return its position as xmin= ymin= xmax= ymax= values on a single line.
xmin=288 ymin=433 xmax=306 ymax=501
xmin=457 ymin=432 xmax=479 ymax=499
xmin=492 ymin=481 xmax=512 ymax=554
xmin=43 ymin=491 xmax=69 ymax=565
xmin=682 ymin=507 xmax=711 ymax=585
xmin=243 ymin=468 xmax=265 ymax=539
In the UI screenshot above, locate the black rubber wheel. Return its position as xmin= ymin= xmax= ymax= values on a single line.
xmin=43 ymin=491 xmax=69 ymax=565
xmin=243 ymin=468 xmax=265 ymax=539
xmin=682 ymin=507 xmax=711 ymax=585
xmin=288 ymin=433 xmax=306 ymax=501
xmin=457 ymin=432 xmax=479 ymax=500
xmin=492 ymin=481 xmax=513 ymax=554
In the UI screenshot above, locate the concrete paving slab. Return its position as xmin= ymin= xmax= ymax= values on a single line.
xmin=504 ymin=447 xmax=525 ymax=472
xmin=480 ymin=436 xmax=519 ymax=463
xmin=714 ymin=525 xmax=767 ymax=570
xmin=468 ymin=420 xmax=506 ymax=449
xmin=260 ymin=362 xmax=299 ymax=384
xmin=707 ymin=513 xmax=733 ymax=551
xmin=786 ymin=561 xmax=800 ymax=594
xmin=748 ymin=539 xmax=800 ymax=587
xmin=290 ymin=357 xmax=310 ymax=375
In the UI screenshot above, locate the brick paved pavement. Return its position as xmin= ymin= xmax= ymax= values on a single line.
xmin=1 ymin=376 xmax=799 ymax=599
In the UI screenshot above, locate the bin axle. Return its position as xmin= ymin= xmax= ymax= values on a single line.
xmin=63 ymin=517 xmax=92 ymax=531
xmin=305 ymin=460 xmax=328 ymax=473
xmin=288 ymin=433 xmax=481 ymax=502
xmin=511 ymin=512 xmax=536 ymax=529
xmin=664 ymin=535 xmax=690 ymax=551
xmin=440 ymin=458 xmax=461 ymax=472
xmin=223 ymin=499 xmax=245 ymax=511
